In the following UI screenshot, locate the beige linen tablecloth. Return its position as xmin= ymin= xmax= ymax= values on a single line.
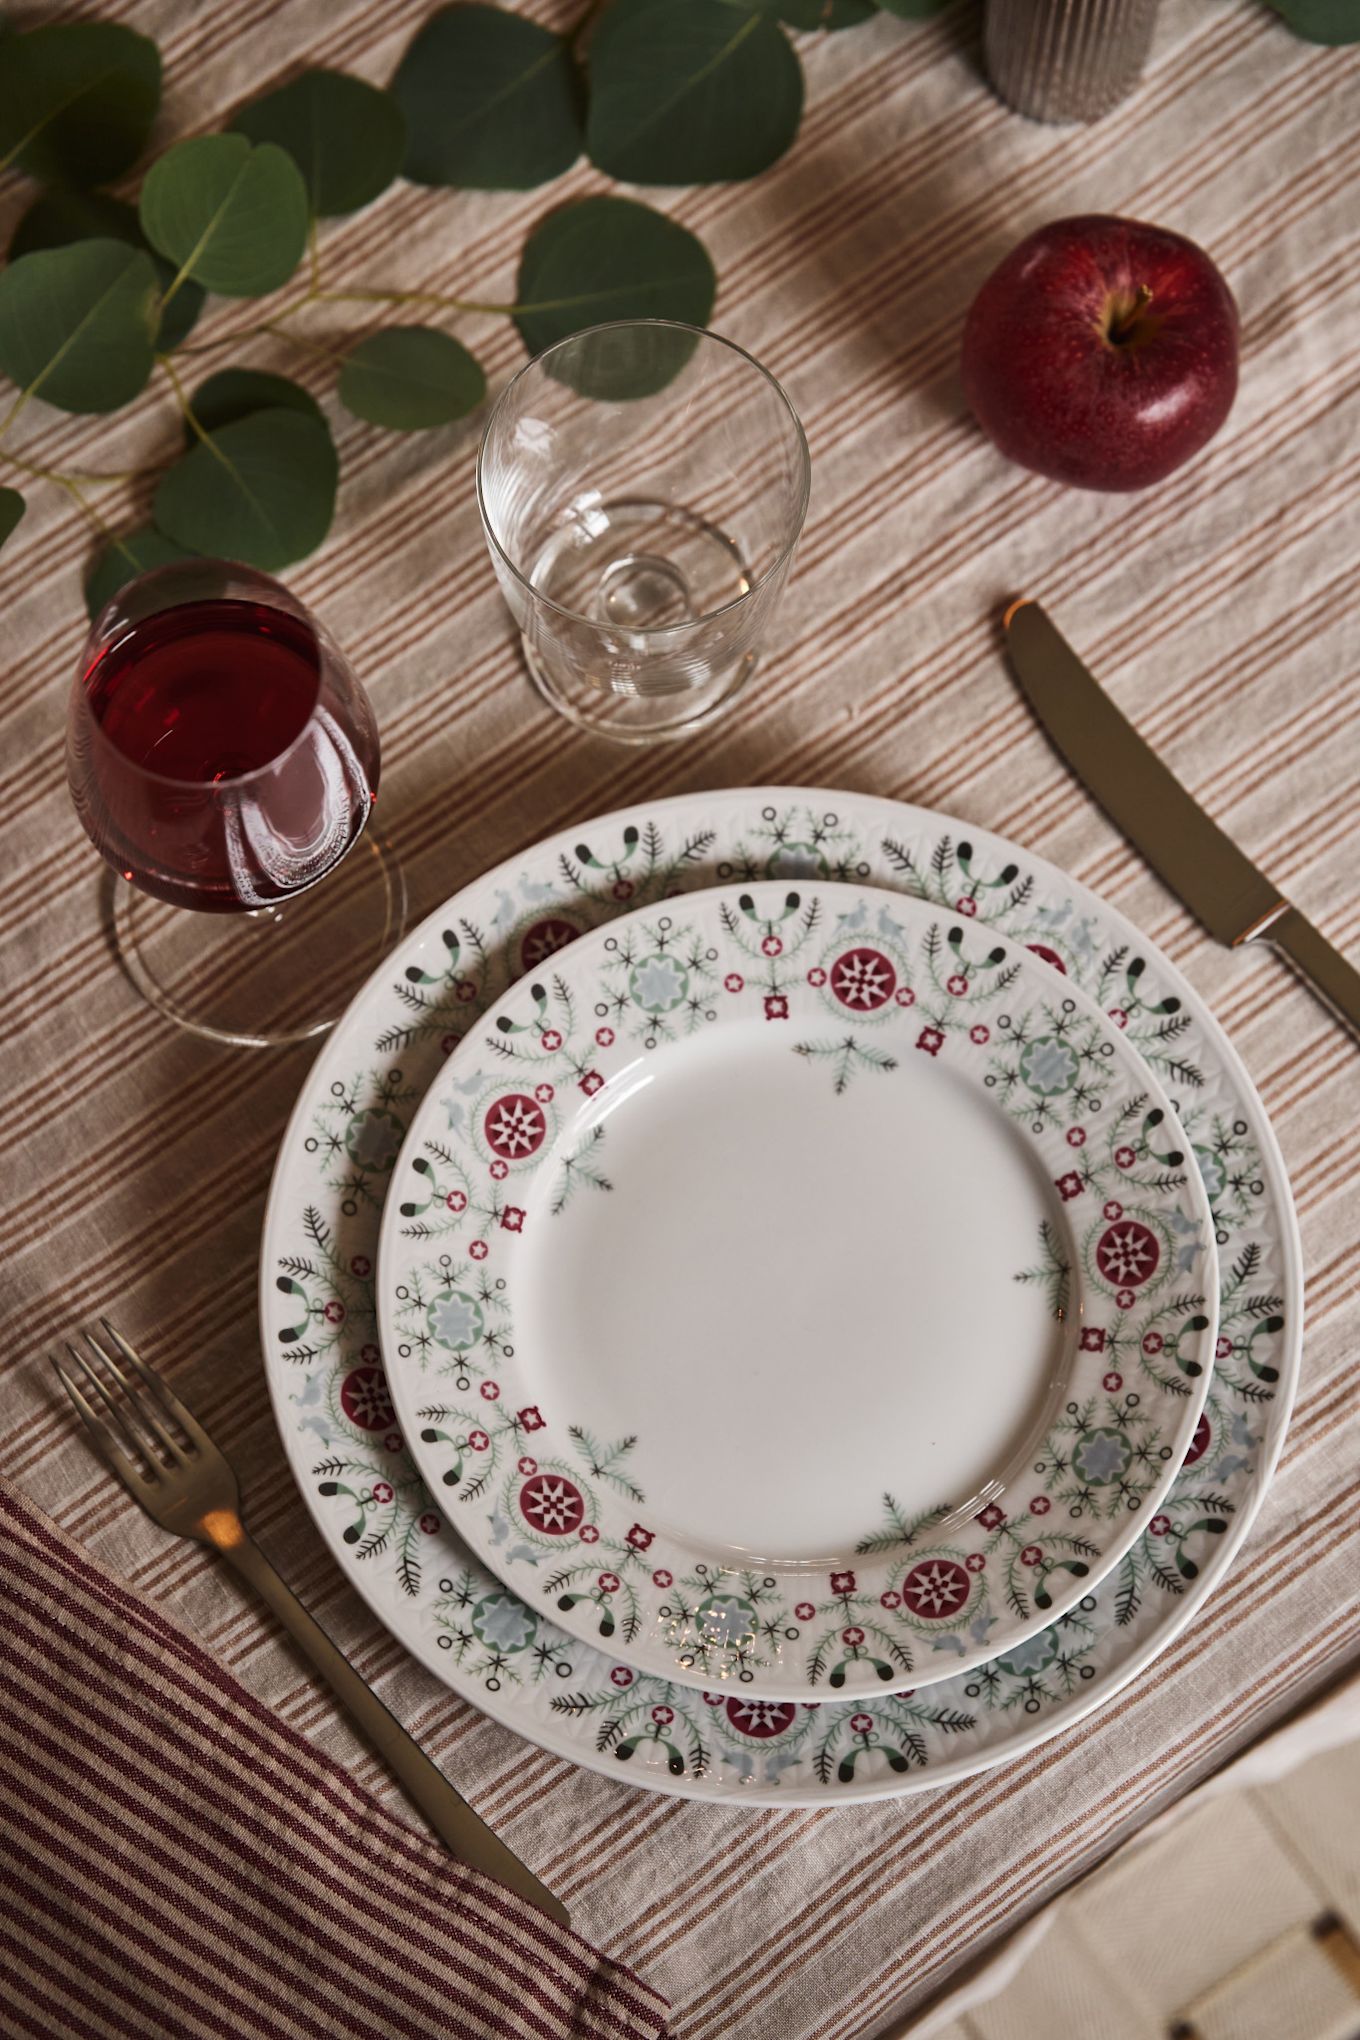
xmin=2 ymin=4 xmax=1358 ymax=2035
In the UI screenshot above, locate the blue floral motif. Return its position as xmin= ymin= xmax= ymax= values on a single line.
xmin=429 ymin=1291 xmax=484 ymax=1350
xmin=1019 ymin=1036 xmax=1079 ymax=1096
xmin=471 ymin=1591 xmax=538 ymax=1652
xmin=1074 ymin=1429 xmax=1133 ymax=1484
xmin=630 ymin=955 xmax=688 ymax=1012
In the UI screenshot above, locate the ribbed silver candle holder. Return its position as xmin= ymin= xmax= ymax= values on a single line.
xmin=983 ymin=0 xmax=1161 ymax=124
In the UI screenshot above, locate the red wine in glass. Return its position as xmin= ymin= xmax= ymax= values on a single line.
xmin=70 ymin=579 xmax=380 ymax=913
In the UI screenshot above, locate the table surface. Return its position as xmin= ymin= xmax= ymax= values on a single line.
xmin=3 ymin=4 xmax=1358 ymax=2036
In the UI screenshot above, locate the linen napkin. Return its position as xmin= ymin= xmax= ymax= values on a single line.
xmin=0 ymin=1478 xmax=670 ymax=2040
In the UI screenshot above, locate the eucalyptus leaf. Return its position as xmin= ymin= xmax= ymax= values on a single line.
xmin=140 ymin=135 xmax=309 ymax=299
xmin=723 ymin=0 xmax=878 ymax=25
xmin=1268 ymin=0 xmax=1360 ymax=40
xmin=586 ymin=0 xmax=803 ymax=185
xmin=153 ymin=409 xmax=338 ymax=570
xmin=0 ymin=487 xmax=24 ymax=552
xmin=339 ymin=327 xmax=486 ymax=430
xmin=186 ymin=368 xmax=323 ymax=444
xmin=231 ymin=69 xmax=407 ymax=215
xmin=515 ymin=198 xmax=716 ymax=396
xmin=9 ymin=191 xmax=204 ymax=350
xmin=0 ymin=240 xmax=157 ymax=413
xmin=84 ymin=526 xmax=195 ymax=620
xmin=392 ymin=4 xmax=583 ymax=189
xmin=0 ymin=22 xmax=160 ymax=188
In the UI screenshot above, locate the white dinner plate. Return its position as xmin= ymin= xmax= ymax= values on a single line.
xmin=378 ymin=880 xmax=1217 ymax=1700
xmin=260 ymin=790 xmax=1300 ymax=1803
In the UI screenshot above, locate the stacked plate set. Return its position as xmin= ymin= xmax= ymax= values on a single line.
xmin=261 ymin=786 xmax=1301 ymax=1807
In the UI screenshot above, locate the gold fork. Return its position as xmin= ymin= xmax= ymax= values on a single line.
xmin=53 ymin=1319 xmax=568 ymax=1927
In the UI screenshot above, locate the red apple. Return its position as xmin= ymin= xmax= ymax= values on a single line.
xmin=960 ymin=215 xmax=1239 ymax=492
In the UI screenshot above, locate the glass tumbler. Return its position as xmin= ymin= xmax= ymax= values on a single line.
xmin=477 ymin=320 xmax=811 ymax=745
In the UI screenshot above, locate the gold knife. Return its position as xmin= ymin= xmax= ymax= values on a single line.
xmin=1003 ymin=599 xmax=1360 ymax=1038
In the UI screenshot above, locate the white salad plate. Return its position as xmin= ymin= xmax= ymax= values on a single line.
xmin=377 ymin=880 xmax=1218 ymax=1700
xmin=261 ymin=790 xmax=1300 ymax=1803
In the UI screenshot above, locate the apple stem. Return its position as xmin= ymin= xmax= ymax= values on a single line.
xmin=1109 ymin=285 xmax=1154 ymax=346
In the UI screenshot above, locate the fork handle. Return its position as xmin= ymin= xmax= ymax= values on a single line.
xmin=218 ymin=1530 xmax=569 ymax=1927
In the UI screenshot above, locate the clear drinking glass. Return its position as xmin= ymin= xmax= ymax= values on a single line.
xmin=477 ymin=320 xmax=811 ymax=745
xmin=68 ymin=559 xmax=406 ymax=1049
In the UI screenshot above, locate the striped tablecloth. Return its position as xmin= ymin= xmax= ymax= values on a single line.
xmin=3 ymin=4 xmax=1358 ymax=2036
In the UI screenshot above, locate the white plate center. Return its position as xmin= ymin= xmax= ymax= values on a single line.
xmin=518 ymin=1024 xmax=1068 ymax=1563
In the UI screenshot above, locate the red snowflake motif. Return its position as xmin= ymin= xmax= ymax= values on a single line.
xmin=830 ymin=1570 xmax=856 ymax=1595
xmin=1080 ymin=1327 xmax=1106 ymax=1353
xmin=831 ymin=947 xmax=897 ymax=1011
xmin=900 ymin=1558 xmax=971 ymax=1618
xmin=500 ymin=1207 xmax=526 ymax=1233
xmin=850 ymin=1713 xmax=874 ymax=1734
xmin=1020 ymin=1545 xmax=1043 ymax=1567
xmin=534 ymin=1083 xmax=555 ymax=1104
xmin=894 ymin=986 xmax=916 ymax=1007
xmin=956 ymin=897 xmax=978 ymax=917
xmin=360 ymin=1343 xmax=380 ymax=1365
xmin=517 ymin=1456 xmax=538 ymax=1477
xmin=1117 ymin=1288 xmax=1136 ymax=1310
xmin=517 ymin=1406 xmax=545 ymax=1432
xmin=880 ymin=1590 xmax=902 ymax=1609
xmin=480 ymin=1382 xmax=500 ymax=1402
xmin=541 ymin=1029 xmax=563 ymax=1052
xmin=445 ymin=1189 xmax=467 ymax=1213
xmin=626 ymin=1524 xmax=653 ymax=1551
xmin=372 ymin=1481 xmax=395 ymax=1505
xmin=1149 ymin=1514 xmax=1172 ymax=1537
xmin=520 ymin=1473 xmax=585 ymax=1535
xmin=467 ymin=1430 xmax=490 ymax=1452
xmin=383 ymin=1431 xmax=402 ymax=1454
xmin=1056 ymin=1171 xmax=1085 ymax=1201
xmin=441 ymin=1034 xmax=458 ymax=1057
xmin=484 ymin=1094 xmax=546 ymax=1161
xmin=612 ymin=879 xmax=634 ymax=901
xmin=725 ymin=1698 xmax=797 ymax=1739
xmin=970 ymin=1024 xmax=991 ymax=1045
xmin=454 ymin=979 xmax=477 ymax=1005
xmin=339 ymin=1365 xmax=395 ymax=1433
xmin=595 ymin=1026 xmax=615 ymax=1047
xmin=323 ymin=1301 xmax=345 ymax=1325
xmin=1027 ymin=943 xmax=1067 ymax=974
xmin=761 ymin=935 xmax=783 ymax=958
xmin=1184 ymin=1414 xmax=1212 ymax=1466
xmin=580 ymin=1071 xmax=604 ymax=1096
xmin=1103 ymin=1372 xmax=1124 ymax=1392
xmin=725 ymin=973 xmax=745 ymax=993
xmin=965 ymin=1553 xmax=986 ymax=1574
xmin=976 ymin=1503 xmax=1006 ymax=1530
xmin=842 ymin=1626 xmax=865 ymax=1646
xmin=1115 ymin=1145 xmax=1137 ymax=1170
xmin=807 ymin=968 xmax=827 ymax=987
xmin=651 ymin=1705 xmax=674 ymax=1725
xmin=1142 ymin=1332 xmax=1165 ymax=1355
xmin=490 ymin=1160 xmax=509 ymax=1181
xmin=1216 ymin=1336 xmax=1233 ymax=1361
xmin=610 ymin=1666 xmax=634 ymax=1688
xmin=1108 ymin=1007 xmax=1129 ymax=1029
xmin=419 ymin=1512 xmax=440 ymax=1535
xmin=349 ymin=1255 xmax=371 ymax=1279
xmin=470 ymin=1240 xmax=488 ymax=1261
xmin=598 ymin=1572 xmax=620 ymax=1594
xmin=1097 ymin=1220 xmax=1160 ymax=1289
xmin=1066 ymin=1127 xmax=1086 ymax=1148
xmin=520 ymin=917 xmax=579 ymax=972
xmin=916 ymin=1027 xmax=945 ymax=1057
xmin=652 ymin=1568 xmax=673 ymax=1588
xmin=764 ymin=994 xmax=789 ymax=1020
xmin=703 ymin=1691 xmax=723 ymax=1709
xmin=1104 ymin=1200 xmax=1123 ymax=1221
xmin=795 ymin=1602 xmax=816 ymax=1622
xmin=578 ymin=1524 xmax=599 ymax=1543
xmin=1030 ymin=1496 xmax=1052 ymax=1515
xmin=947 ymin=974 xmax=969 ymax=996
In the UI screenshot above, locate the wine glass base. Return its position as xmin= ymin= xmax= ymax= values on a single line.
xmin=112 ymin=832 xmax=407 ymax=1050
xmin=522 ymin=638 xmax=758 ymax=745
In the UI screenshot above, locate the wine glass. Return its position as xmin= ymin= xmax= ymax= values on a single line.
xmin=68 ymin=559 xmax=405 ymax=1048
xmin=477 ymin=320 xmax=811 ymax=744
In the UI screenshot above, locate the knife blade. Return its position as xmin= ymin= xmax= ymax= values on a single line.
xmin=1003 ymin=599 xmax=1360 ymax=1038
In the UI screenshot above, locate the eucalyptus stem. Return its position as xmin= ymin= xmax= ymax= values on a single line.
xmin=311 ymin=286 xmax=518 ymax=317
xmin=158 ymin=353 xmax=213 ymax=450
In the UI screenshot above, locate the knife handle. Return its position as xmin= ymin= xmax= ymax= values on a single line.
xmin=1261 ymin=906 xmax=1360 ymax=1039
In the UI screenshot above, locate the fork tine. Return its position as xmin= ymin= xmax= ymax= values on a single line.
xmin=100 ymin=1317 xmax=210 ymax=1456
xmin=83 ymin=1325 xmax=182 ymax=1465
xmin=62 ymin=1341 xmax=153 ymax=1470
xmin=52 ymin=1354 xmax=146 ymax=1484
